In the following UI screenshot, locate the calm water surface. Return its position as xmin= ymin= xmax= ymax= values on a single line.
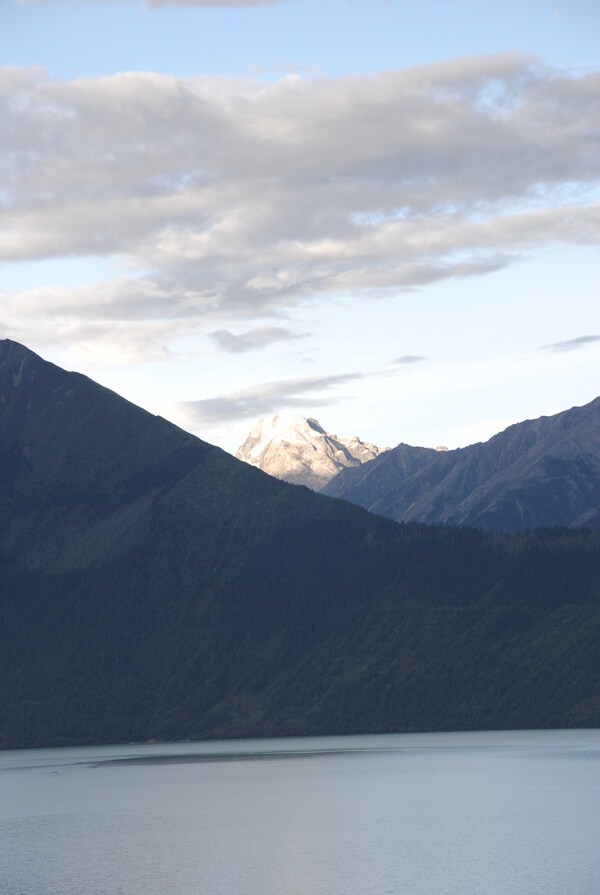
xmin=1 ymin=729 xmax=599 ymax=895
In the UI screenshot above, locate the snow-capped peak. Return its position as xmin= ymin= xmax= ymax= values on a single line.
xmin=236 ymin=414 xmax=388 ymax=490
xmin=241 ymin=414 xmax=325 ymax=459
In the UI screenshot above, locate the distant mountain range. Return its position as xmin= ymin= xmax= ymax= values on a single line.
xmin=323 ymin=399 xmax=600 ymax=532
xmin=1 ymin=340 xmax=599 ymax=749
xmin=237 ymin=400 xmax=600 ymax=532
xmin=236 ymin=414 xmax=388 ymax=490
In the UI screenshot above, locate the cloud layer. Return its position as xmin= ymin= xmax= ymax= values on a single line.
xmin=1 ymin=56 xmax=599 ymax=361
xmin=181 ymin=372 xmax=362 ymax=423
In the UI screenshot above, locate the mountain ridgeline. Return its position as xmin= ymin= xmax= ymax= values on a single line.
xmin=1 ymin=340 xmax=599 ymax=749
xmin=323 ymin=400 xmax=600 ymax=532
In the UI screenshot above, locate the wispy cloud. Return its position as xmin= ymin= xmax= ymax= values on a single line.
xmin=210 ymin=326 xmax=301 ymax=353
xmin=1 ymin=57 xmax=599 ymax=360
xmin=394 ymin=355 xmax=427 ymax=365
xmin=181 ymin=372 xmax=362 ymax=423
xmin=541 ymin=335 xmax=600 ymax=353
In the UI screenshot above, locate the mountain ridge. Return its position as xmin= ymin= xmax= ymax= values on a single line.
xmin=1 ymin=340 xmax=599 ymax=748
xmin=323 ymin=397 xmax=600 ymax=531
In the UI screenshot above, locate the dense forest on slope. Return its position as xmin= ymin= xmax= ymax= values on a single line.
xmin=1 ymin=340 xmax=599 ymax=749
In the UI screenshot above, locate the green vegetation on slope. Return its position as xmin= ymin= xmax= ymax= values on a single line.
xmin=1 ymin=341 xmax=599 ymax=748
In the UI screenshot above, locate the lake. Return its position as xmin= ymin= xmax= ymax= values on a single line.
xmin=1 ymin=729 xmax=599 ymax=894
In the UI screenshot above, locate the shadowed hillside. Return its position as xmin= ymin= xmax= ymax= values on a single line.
xmin=1 ymin=340 xmax=599 ymax=748
xmin=323 ymin=401 xmax=600 ymax=531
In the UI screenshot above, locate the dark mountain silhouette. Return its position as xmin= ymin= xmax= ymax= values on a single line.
xmin=323 ymin=401 xmax=600 ymax=531
xmin=1 ymin=340 xmax=599 ymax=749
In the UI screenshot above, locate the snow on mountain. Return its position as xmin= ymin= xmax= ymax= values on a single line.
xmin=235 ymin=414 xmax=388 ymax=491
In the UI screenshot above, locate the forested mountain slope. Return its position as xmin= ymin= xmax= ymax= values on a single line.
xmin=1 ymin=340 xmax=599 ymax=748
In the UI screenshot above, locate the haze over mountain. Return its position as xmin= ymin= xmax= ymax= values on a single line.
xmin=236 ymin=414 xmax=388 ymax=490
xmin=323 ymin=400 xmax=600 ymax=532
xmin=1 ymin=340 xmax=599 ymax=749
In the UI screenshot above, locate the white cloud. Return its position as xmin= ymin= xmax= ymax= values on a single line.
xmin=0 ymin=278 xmax=184 ymax=365
xmin=1 ymin=56 xmax=598 ymax=361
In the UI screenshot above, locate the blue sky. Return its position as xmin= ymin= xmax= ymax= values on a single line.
xmin=1 ymin=0 xmax=599 ymax=452
xmin=5 ymin=1 xmax=599 ymax=79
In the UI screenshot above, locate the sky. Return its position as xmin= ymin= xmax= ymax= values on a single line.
xmin=1 ymin=0 xmax=599 ymax=454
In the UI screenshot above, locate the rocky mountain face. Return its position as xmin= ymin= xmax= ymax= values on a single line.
xmin=236 ymin=414 xmax=388 ymax=490
xmin=1 ymin=340 xmax=599 ymax=749
xmin=323 ymin=398 xmax=600 ymax=532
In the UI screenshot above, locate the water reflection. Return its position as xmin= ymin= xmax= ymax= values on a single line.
xmin=1 ymin=730 xmax=599 ymax=895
